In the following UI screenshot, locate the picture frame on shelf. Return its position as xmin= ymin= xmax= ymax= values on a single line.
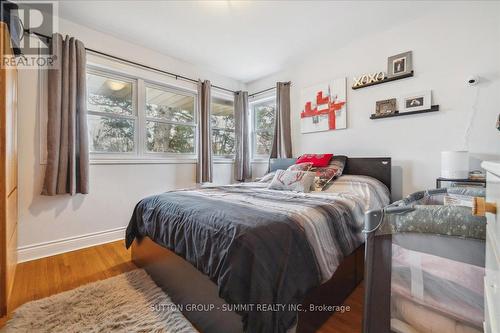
xmin=375 ymin=98 xmax=398 ymax=116
xmin=400 ymin=90 xmax=431 ymax=113
xmin=387 ymin=51 xmax=413 ymax=78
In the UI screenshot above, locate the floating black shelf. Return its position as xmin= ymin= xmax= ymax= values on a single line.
xmin=352 ymin=71 xmax=414 ymax=90
xmin=370 ymin=105 xmax=439 ymax=119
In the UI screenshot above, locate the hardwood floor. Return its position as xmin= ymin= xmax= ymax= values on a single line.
xmin=317 ymin=284 xmax=364 ymax=333
xmin=9 ymin=240 xmax=136 ymax=310
xmin=3 ymin=240 xmax=363 ymax=333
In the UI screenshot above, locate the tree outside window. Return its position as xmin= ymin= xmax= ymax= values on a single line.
xmin=145 ymin=86 xmax=196 ymax=154
xmin=252 ymin=99 xmax=276 ymax=158
xmin=87 ymin=72 xmax=136 ymax=153
xmin=87 ymin=69 xmax=198 ymax=158
xmin=211 ymin=97 xmax=235 ymax=157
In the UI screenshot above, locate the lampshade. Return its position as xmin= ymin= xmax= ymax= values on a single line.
xmin=441 ymin=151 xmax=469 ymax=179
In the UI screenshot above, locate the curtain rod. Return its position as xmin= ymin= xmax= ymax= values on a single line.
xmin=249 ymin=86 xmax=275 ymax=98
xmin=24 ymin=30 xmax=237 ymax=94
xmin=248 ymin=82 xmax=290 ymax=98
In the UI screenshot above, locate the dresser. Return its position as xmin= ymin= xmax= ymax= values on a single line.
xmin=0 ymin=22 xmax=18 ymax=318
xmin=481 ymin=161 xmax=500 ymax=333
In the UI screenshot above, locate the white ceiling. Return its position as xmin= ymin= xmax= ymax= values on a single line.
xmin=59 ymin=1 xmax=435 ymax=83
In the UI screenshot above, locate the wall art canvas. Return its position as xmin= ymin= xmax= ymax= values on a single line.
xmin=300 ymin=77 xmax=347 ymax=133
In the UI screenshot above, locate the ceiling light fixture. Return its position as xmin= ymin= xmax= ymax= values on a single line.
xmin=107 ymin=81 xmax=126 ymax=91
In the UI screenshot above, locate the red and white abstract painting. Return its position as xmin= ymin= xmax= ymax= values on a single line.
xmin=300 ymin=78 xmax=347 ymax=133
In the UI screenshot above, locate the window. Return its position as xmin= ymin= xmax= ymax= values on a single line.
xmin=87 ymin=71 xmax=136 ymax=153
xmin=211 ymin=96 xmax=235 ymax=157
xmin=252 ymin=98 xmax=276 ymax=158
xmin=86 ymin=66 xmax=198 ymax=160
xmin=145 ymin=85 xmax=196 ymax=154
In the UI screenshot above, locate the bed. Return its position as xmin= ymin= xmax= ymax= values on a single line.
xmin=126 ymin=157 xmax=391 ymax=333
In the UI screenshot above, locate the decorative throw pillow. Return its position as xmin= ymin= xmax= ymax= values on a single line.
xmin=257 ymin=172 xmax=276 ymax=183
xmin=311 ymin=166 xmax=342 ymax=190
xmin=296 ymin=154 xmax=333 ymax=167
xmin=287 ymin=162 xmax=314 ymax=172
xmin=329 ymin=155 xmax=347 ymax=176
xmin=268 ymin=170 xmax=316 ymax=193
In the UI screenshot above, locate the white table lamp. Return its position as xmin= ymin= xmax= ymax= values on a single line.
xmin=441 ymin=151 xmax=469 ymax=179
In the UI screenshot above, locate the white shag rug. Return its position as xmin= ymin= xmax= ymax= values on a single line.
xmin=3 ymin=269 xmax=198 ymax=333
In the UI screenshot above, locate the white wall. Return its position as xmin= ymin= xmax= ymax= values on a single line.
xmin=18 ymin=2 xmax=500 ymax=261
xmin=17 ymin=17 xmax=255 ymax=261
xmin=247 ymin=2 xmax=500 ymax=200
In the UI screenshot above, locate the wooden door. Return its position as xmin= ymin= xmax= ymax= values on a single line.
xmin=0 ymin=22 xmax=18 ymax=317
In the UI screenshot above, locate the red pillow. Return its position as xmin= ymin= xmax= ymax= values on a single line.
xmin=296 ymin=154 xmax=333 ymax=167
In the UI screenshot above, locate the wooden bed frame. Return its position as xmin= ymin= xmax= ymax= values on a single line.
xmin=131 ymin=157 xmax=391 ymax=333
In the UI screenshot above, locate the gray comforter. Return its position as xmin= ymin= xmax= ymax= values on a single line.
xmin=126 ymin=181 xmax=387 ymax=333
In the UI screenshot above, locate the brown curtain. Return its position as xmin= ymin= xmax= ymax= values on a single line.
xmin=42 ymin=33 xmax=89 ymax=196
xmin=270 ymin=82 xmax=292 ymax=158
xmin=197 ymin=80 xmax=213 ymax=183
xmin=234 ymin=91 xmax=251 ymax=181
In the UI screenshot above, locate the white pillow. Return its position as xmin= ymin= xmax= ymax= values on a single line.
xmin=256 ymin=172 xmax=276 ymax=183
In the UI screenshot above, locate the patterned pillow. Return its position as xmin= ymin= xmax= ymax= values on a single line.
xmin=311 ymin=166 xmax=342 ymax=190
xmin=268 ymin=170 xmax=316 ymax=193
xmin=257 ymin=172 xmax=276 ymax=183
xmin=329 ymin=155 xmax=347 ymax=176
xmin=287 ymin=162 xmax=314 ymax=172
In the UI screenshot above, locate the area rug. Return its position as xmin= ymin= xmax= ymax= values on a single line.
xmin=3 ymin=269 xmax=198 ymax=333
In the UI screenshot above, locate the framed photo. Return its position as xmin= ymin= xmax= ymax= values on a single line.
xmin=400 ymin=91 xmax=431 ymax=113
xmin=375 ymin=98 xmax=397 ymax=116
xmin=387 ymin=51 xmax=413 ymax=78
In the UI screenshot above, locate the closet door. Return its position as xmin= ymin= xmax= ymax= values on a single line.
xmin=0 ymin=22 xmax=18 ymax=317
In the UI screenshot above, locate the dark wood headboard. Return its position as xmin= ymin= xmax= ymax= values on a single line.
xmin=269 ymin=157 xmax=392 ymax=192
xmin=343 ymin=157 xmax=391 ymax=191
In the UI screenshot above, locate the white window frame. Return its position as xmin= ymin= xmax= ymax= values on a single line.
xmin=143 ymin=81 xmax=198 ymax=159
xmin=86 ymin=67 xmax=139 ymax=159
xmin=211 ymin=91 xmax=235 ymax=161
xmin=86 ymin=64 xmax=199 ymax=163
xmin=250 ymin=94 xmax=276 ymax=161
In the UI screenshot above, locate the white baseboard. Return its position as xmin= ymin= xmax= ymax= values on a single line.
xmin=17 ymin=226 xmax=127 ymax=263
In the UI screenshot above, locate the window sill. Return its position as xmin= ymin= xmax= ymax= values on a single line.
xmin=90 ymin=158 xmax=198 ymax=165
xmin=91 ymin=159 xmax=238 ymax=165
xmin=42 ymin=158 xmax=266 ymax=166
xmin=251 ymin=159 xmax=269 ymax=164
xmin=213 ymin=158 xmax=235 ymax=164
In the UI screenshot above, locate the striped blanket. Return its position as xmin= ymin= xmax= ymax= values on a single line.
xmin=126 ymin=178 xmax=389 ymax=333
